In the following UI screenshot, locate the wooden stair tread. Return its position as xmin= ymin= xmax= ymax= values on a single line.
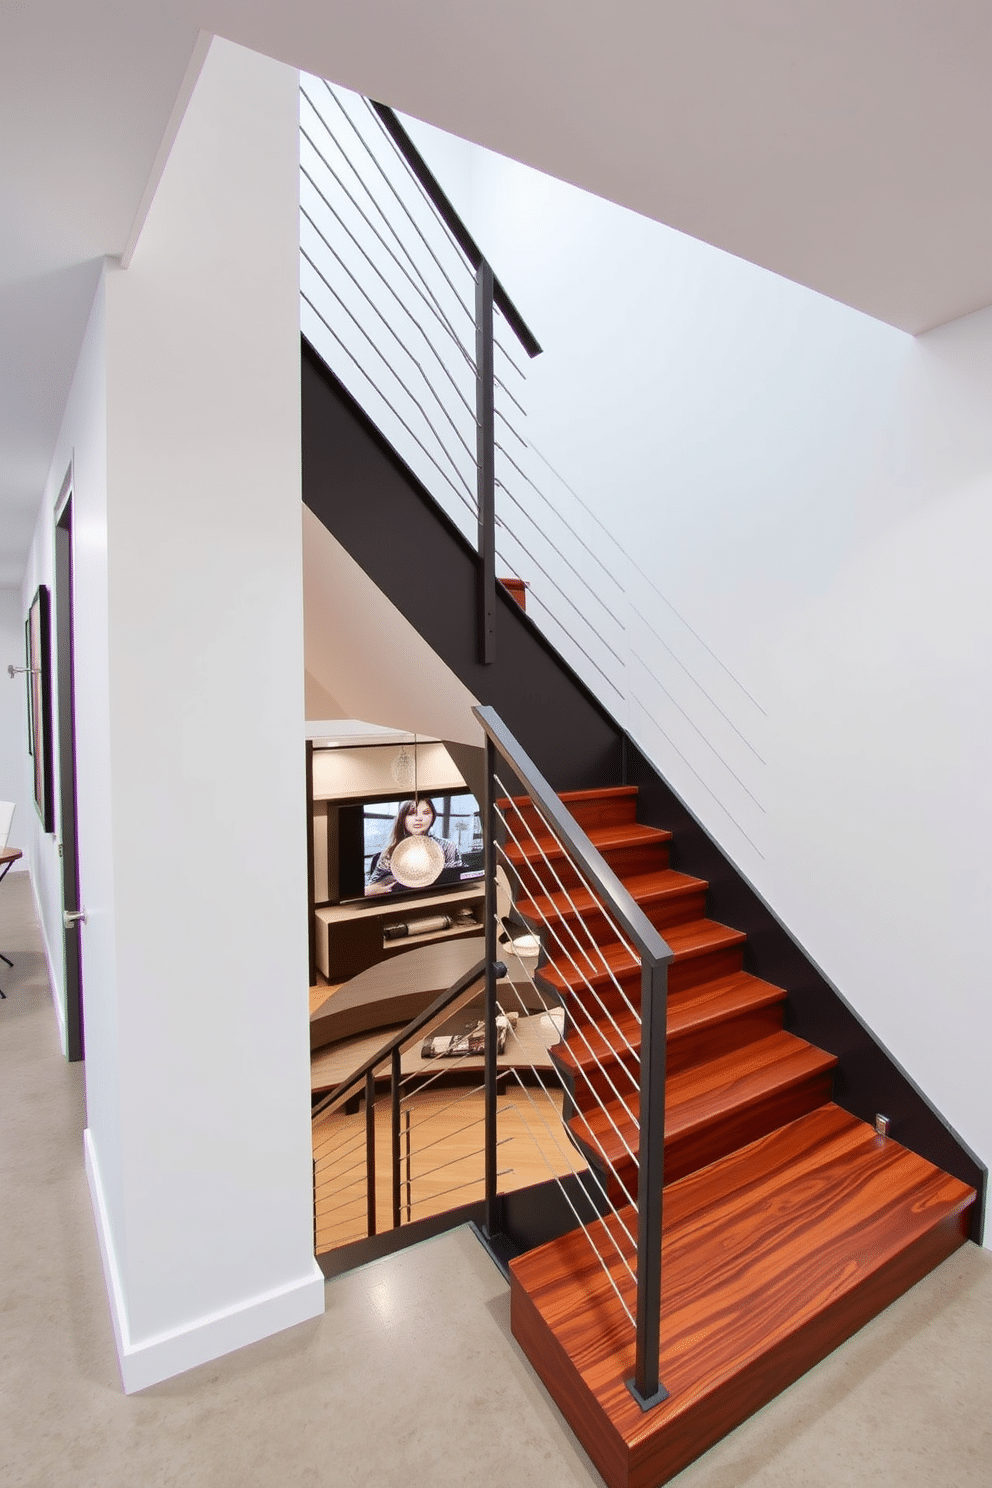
xmin=496 ymin=785 xmax=645 ymax=809
xmin=552 ymin=972 xmax=787 ymax=1076
xmin=498 ymin=785 xmax=642 ymax=835
xmin=510 ymin=1106 xmax=975 ymax=1483
xmin=568 ymin=1031 xmax=838 ymax=1168
xmin=499 ymin=779 xmax=973 ymax=1487
xmin=504 ymin=819 xmax=673 ymax=863
xmin=518 ymin=869 xmax=707 ymax=927
xmin=540 ymin=918 xmax=747 ymax=993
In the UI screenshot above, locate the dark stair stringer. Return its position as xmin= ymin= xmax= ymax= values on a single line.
xmin=301 ymin=337 xmax=985 ymax=1244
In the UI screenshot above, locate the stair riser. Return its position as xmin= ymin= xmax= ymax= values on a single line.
xmin=600 ymin=1068 xmax=837 ymax=1204
xmin=509 ymin=1201 xmax=972 ymax=1488
xmin=556 ymin=978 xmax=642 ymax=1032
xmin=669 ymin=944 xmax=745 ymax=994
xmin=553 ymin=1041 xmax=641 ymax=1111
xmin=521 ymin=888 xmax=709 ymax=951
xmin=506 ymin=839 xmax=671 ymax=900
xmin=666 ymin=1002 xmax=786 ymax=1078
xmin=501 ymin=791 xmax=638 ymax=841
xmin=557 ymin=1000 xmax=788 ymax=1107
xmin=541 ymin=942 xmax=748 ymax=1026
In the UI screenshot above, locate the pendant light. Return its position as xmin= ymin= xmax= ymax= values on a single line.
xmin=390 ymin=734 xmax=445 ymax=888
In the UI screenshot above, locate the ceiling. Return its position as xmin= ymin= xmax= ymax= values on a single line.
xmin=2 ymin=0 xmax=990 ymax=589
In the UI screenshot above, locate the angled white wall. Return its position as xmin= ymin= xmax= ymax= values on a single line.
xmin=402 ymin=123 xmax=992 ymax=1238
xmin=22 ymin=35 xmax=323 ymax=1391
xmin=302 ymin=505 xmax=480 ymax=746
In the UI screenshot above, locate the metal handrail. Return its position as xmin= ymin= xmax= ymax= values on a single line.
xmin=369 ymin=101 xmax=542 ymax=359
xmin=475 ymin=703 xmax=673 ymax=1409
xmin=477 ymin=709 xmax=671 ymax=967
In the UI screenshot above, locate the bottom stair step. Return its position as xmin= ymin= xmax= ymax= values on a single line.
xmin=509 ymin=1104 xmax=975 ymax=1488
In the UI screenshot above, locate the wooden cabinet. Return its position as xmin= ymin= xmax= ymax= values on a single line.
xmin=314 ymin=883 xmax=484 ymax=982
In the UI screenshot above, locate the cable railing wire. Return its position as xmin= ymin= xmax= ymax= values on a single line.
xmin=301 ymin=287 xmax=476 ymax=522
xmin=340 ymin=88 xmax=477 ymax=324
xmin=494 ymin=778 xmax=644 ymax=997
xmin=300 ymin=161 xmax=478 ymax=425
xmin=491 ymin=855 xmax=642 ymax=1114
xmin=300 ymin=98 xmax=474 ymax=369
xmin=316 ymin=82 xmax=477 ymax=332
xmin=491 ymin=977 xmax=640 ymax=1262
xmin=301 ymin=209 xmax=478 ymax=478
xmin=492 ymin=832 xmax=644 ymax=1180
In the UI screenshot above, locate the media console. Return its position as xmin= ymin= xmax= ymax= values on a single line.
xmin=314 ymin=883 xmax=485 ymax=982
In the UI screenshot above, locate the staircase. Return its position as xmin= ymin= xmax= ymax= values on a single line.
xmin=501 ymin=784 xmax=975 ymax=1488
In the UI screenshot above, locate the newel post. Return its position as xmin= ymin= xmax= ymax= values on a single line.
xmin=628 ymin=954 xmax=670 ymax=1410
xmin=476 ymin=258 xmax=496 ymax=665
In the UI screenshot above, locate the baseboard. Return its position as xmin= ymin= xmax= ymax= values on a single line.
xmin=29 ymin=869 xmax=67 ymax=1058
xmin=84 ymin=1129 xmax=326 ymax=1394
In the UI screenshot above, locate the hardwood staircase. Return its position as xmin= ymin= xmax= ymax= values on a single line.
xmin=501 ymin=784 xmax=975 ymax=1488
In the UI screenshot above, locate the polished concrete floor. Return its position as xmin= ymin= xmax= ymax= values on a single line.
xmin=2 ymin=868 xmax=991 ymax=1487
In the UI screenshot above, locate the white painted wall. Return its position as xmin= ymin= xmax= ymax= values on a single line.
xmin=19 ymin=277 xmax=109 ymax=1058
xmin=400 ymin=125 xmax=992 ymax=1237
xmin=21 ymin=36 xmax=323 ymax=1391
xmin=0 ymin=587 xmax=32 ymax=864
xmin=302 ymin=506 xmax=480 ymax=747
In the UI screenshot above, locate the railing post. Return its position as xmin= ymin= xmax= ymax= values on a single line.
xmin=391 ymin=1047 xmax=402 ymax=1229
xmin=483 ymin=732 xmax=499 ymax=1236
xmin=628 ymin=955 xmax=670 ymax=1410
xmin=365 ymin=1069 xmax=377 ymax=1238
xmin=476 ymin=258 xmax=496 ymax=665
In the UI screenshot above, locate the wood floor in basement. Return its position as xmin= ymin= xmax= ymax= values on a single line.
xmin=313 ymin=1084 xmax=585 ymax=1252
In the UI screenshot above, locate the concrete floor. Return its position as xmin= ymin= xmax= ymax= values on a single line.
xmin=2 ymin=867 xmax=991 ymax=1487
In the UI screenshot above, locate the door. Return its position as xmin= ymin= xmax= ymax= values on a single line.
xmin=55 ymin=481 xmax=84 ymax=1061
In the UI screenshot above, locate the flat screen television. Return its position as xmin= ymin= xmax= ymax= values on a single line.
xmin=337 ymin=791 xmax=485 ymax=905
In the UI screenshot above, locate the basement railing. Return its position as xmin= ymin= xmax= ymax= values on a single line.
xmin=312 ymin=956 xmax=488 ymax=1248
xmin=311 ymin=703 xmax=673 ymax=1407
xmin=311 ymin=948 xmax=576 ymax=1253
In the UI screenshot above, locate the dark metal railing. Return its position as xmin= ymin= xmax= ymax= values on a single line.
xmin=313 ymin=958 xmax=487 ymax=1249
xmin=301 ymin=78 xmax=541 ymax=666
xmin=367 ymin=101 xmax=542 ymax=666
xmin=474 ymin=704 xmax=673 ymax=1409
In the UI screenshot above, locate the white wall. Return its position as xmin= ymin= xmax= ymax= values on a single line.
xmin=20 ymin=278 xmax=109 ymax=1056
xmin=302 ymin=506 xmax=480 ymax=746
xmin=22 ymin=36 xmax=323 ymax=1391
xmin=402 ymin=125 xmax=992 ymax=1237
xmin=0 ymin=587 xmax=32 ymax=863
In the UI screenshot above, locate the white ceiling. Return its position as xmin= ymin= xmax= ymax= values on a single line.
xmin=2 ymin=0 xmax=990 ymax=589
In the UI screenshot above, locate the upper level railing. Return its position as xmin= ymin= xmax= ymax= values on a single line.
xmin=300 ymin=77 xmax=540 ymax=665
xmin=300 ymin=77 xmax=767 ymax=865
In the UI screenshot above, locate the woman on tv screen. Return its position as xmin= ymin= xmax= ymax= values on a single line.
xmin=365 ymin=797 xmax=463 ymax=896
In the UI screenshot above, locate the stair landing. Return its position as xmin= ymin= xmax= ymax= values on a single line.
xmin=509 ymin=1105 xmax=974 ymax=1488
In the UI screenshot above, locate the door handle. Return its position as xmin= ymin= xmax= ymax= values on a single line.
xmin=63 ymin=908 xmax=87 ymax=930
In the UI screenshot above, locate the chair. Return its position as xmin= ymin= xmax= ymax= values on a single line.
xmin=0 ymin=801 xmax=17 ymax=998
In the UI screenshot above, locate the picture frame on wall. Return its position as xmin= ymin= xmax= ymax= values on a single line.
xmin=26 ymin=585 xmax=54 ymax=832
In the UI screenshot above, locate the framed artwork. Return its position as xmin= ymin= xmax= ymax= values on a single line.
xmin=26 ymin=585 xmax=54 ymax=832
